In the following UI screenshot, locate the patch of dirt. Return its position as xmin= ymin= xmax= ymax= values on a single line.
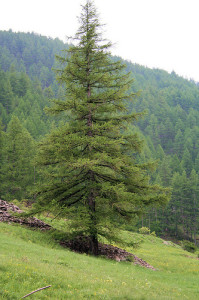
xmin=0 ymin=199 xmax=51 ymax=230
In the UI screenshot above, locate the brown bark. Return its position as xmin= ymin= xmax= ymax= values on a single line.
xmin=88 ymin=171 xmax=98 ymax=255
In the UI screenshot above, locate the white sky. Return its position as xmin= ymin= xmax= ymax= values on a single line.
xmin=1 ymin=0 xmax=199 ymax=82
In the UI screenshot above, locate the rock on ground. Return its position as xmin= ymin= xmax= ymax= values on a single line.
xmin=0 ymin=199 xmax=51 ymax=230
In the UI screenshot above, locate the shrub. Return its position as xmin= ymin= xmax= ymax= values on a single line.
xmin=181 ymin=240 xmax=197 ymax=253
xmin=150 ymin=231 xmax=156 ymax=237
xmin=139 ymin=227 xmax=150 ymax=235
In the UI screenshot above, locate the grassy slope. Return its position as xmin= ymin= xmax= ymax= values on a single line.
xmin=0 ymin=222 xmax=199 ymax=300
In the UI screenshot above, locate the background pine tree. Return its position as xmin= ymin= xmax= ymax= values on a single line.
xmin=1 ymin=116 xmax=35 ymax=201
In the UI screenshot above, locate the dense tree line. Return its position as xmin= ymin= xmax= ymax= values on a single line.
xmin=0 ymin=30 xmax=68 ymax=87
xmin=0 ymin=29 xmax=199 ymax=243
xmin=0 ymin=66 xmax=54 ymax=137
xmin=125 ymin=64 xmax=199 ymax=241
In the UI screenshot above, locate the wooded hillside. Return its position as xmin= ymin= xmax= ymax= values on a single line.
xmin=0 ymin=29 xmax=199 ymax=242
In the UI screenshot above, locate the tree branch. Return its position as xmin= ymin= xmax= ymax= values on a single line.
xmin=22 ymin=286 xmax=51 ymax=298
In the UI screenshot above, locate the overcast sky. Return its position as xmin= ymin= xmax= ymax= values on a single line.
xmin=1 ymin=0 xmax=199 ymax=82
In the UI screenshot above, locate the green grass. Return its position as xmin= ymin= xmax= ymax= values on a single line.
xmin=0 ymin=222 xmax=199 ymax=299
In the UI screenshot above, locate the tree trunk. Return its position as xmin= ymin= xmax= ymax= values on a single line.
xmin=193 ymin=192 xmax=197 ymax=245
xmin=86 ymin=39 xmax=98 ymax=255
xmin=88 ymin=171 xmax=98 ymax=255
xmin=175 ymin=209 xmax=178 ymax=237
xmin=90 ymin=232 xmax=98 ymax=256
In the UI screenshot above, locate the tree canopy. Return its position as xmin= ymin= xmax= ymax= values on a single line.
xmin=34 ymin=0 xmax=169 ymax=255
xmin=1 ymin=4 xmax=199 ymax=243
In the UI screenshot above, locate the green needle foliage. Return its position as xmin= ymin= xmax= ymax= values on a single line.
xmin=35 ymin=0 xmax=169 ymax=255
xmin=1 ymin=116 xmax=36 ymax=201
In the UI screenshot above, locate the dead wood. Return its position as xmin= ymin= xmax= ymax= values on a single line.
xmin=22 ymin=285 xmax=51 ymax=298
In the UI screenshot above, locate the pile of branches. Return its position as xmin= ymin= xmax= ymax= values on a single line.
xmin=0 ymin=199 xmax=51 ymax=230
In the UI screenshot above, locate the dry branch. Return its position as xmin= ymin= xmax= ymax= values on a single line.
xmin=22 ymin=285 xmax=51 ymax=298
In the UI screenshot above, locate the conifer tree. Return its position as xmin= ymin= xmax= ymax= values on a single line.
xmin=36 ymin=0 xmax=169 ymax=255
xmin=2 ymin=116 xmax=35 ymax=201
xmin=189 ymin=169 xmax=199 ymax=244
xmin=0 ymin=68 xmax=13 ymax=113
xmin=0 ymin=120 xmax=5 ymax=197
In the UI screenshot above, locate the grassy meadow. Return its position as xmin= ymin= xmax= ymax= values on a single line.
xmin=0 ymin=221 xmax=199 ymax=299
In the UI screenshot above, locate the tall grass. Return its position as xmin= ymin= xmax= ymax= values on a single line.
xmin=0 ymin=222 xmax=199 ymax=299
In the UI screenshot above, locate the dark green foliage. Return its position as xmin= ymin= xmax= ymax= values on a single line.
xmin=0 ymin=121 xmax=4 ymax=190
xmin=9 ymin=69 xmax=30 ymax=97
xmin=35 ymin=0 xmax=169 ymax=254
xmin=125 ymin=65 xmax=199 ymax=241
xmin=0 ymin=65 xmax=53 ymax=138
xmin=181 ymin=240 xmax=197 ymax=253
xmin=1 ymin=116 xmax=35 ymax=201
xmin=0 ymin=68 xmax=13 ymax=113
xmin=0 ymin=30 xmax=68 ymax=87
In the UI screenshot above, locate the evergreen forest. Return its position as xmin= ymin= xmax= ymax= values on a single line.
xmin=0 ymin=27 xmax=199 ymax=244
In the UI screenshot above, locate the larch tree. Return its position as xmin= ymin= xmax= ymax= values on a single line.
xmin=35 ymin=0 xmax=169 ymax=255
xmin=2 ymin=116 xmax=35 ymax=201
xmin=0 ymin=120 xmax=5 ymax=196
